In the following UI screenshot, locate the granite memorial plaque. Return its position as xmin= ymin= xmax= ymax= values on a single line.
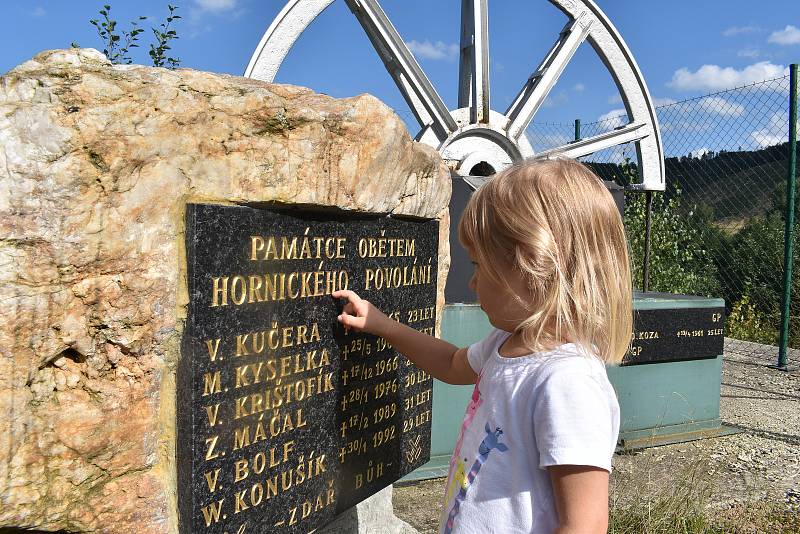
xmin=623 ymin=306 xmax=725 ymax=365
xmin=177 ymin=203 xmax=437 ymax=534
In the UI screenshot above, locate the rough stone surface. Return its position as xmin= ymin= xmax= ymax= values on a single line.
xmin=0 ymin=48 xmax=450 ymax=533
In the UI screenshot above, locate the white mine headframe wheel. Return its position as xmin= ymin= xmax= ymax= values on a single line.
xmin=245 ymin=0 xmax=665 ymax=191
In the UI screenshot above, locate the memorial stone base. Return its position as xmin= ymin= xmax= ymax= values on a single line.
xmin=0 ymin=48 xmax=450 ymax=533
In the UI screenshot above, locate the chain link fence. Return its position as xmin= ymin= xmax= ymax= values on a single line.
xmin=529 ymin=74 xmax=797 ymax=363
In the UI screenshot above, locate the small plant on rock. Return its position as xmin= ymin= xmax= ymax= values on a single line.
xmin=75 ymin=4 xmax=182 ymax=68
xmin=89 ymin=5 xmax=146 ymax=65
xmin=149 ymin=5 xmax=181 ymax=68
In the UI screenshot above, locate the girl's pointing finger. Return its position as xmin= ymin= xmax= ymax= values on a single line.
xmin=332 ymin=289 xmax=362 ymax=304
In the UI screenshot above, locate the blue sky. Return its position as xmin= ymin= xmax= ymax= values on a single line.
xmin=1 ymin=1 xmax=798 ymax=155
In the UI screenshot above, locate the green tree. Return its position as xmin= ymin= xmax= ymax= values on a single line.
xmin=624 ymin=188 xmax=723 ymax=297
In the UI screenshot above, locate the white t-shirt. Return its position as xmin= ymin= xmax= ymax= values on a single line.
xmin=439 ymin=328 xmax=620 ymax=534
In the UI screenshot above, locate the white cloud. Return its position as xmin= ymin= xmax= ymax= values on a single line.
xmin=597 ymin=108 xmax=627 ymax=129
xmin=653 ymin=97 xmax=676 ymax=106
xmin=751 ymin=131 xmax=784 ymax=148
xmin=690 ymin=147 xmax=710 ymax=159
xmin=572 ymin=83 xmax=585 ymax=93
xmin=30 ymin=6 xmax=46 ymax=17
xmin=737 ymin=48 xmax=760 ymax=58
xmin=723 ymin=25 xmax=760 ymax=37
xmin=407 ymin=40 xmax=458 ymax=61
xmin=606 ymin=95 xmax=675 ymax=108
xmin=668 ymin=61 xmax=789 ymax=91
xmin=543 ymin=91 xmax=568 ymax=108
xmin=750 ymin=112 xmax=787 ymax=148
xmin=696 ymin=96 xmax=745 ymax=116
xmin=194 ymin=0 xmax=237 ymax=11
xmin=769 ymin=25 xmax=800 ymax=45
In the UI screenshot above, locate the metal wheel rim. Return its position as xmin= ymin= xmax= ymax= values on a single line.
xmin=245 ymin=0 xmax=665 ymax=190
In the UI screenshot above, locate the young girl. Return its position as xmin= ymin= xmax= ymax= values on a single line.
xmin=333 ymin=158 xmax=631 ymax=534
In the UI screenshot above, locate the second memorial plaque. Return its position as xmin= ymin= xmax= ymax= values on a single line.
xmin=178 ymin=203 xmax=438 ymax=534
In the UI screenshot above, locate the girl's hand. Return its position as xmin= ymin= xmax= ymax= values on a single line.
xmin=332 ymin=290 xmax=391 ymax=336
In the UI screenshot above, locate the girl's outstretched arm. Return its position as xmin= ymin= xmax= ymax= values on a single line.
xmin=332 ymin=290 xmax=478 ymax=385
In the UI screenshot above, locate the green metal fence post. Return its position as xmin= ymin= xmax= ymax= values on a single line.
xmin=574 ymin=118 xmax=581 ymax=142
xmin=777 ymin=63 xmax=798 ymax=370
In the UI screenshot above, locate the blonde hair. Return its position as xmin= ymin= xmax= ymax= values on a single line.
xmin=458 ymin=158 xmax=632 ymax=364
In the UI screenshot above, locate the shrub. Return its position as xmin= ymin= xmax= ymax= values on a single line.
xmin=624 ymin=188 xmax=723 ymax=297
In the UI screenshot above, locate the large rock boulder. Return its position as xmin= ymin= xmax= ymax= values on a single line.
xmin=0 ymin=48 xmax=450 ymax=533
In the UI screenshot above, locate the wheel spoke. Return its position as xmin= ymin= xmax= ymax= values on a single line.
xmin=505 ymin=14 xmax=591 ymax=140
xmin=458 ymin=0 xmax=490 ymax=124
xmin=534 ymin=121 xmax=647 ymax=160
xmin=344 ymin=0 xmax=457 ymax=141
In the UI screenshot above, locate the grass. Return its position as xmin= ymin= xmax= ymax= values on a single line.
xmin=609 ymin=457 xmax=800 ymax=533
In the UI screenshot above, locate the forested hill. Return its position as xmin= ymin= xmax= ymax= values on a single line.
xmin=588 ymin=142 xmax=795 ymax=221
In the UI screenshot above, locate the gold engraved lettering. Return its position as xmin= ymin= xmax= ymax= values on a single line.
xmin=404 ymin=388 xmax=432 ymax=411
xmin=356 ymin=237 xmax=417 ymax=258
xmin=355 ymin=460 xmax=386 ymax=489
xmin=250 ymin=236 xmax=265 ymax=260
xmin=230 ymin=275 xmax=247 ymax=305
xmin=364 ymin=263 xmax=431 ymax=291
xmin=233 ymin=372 xmax=334 ymax=418
xmin=205 ymin=435 xmax=221 ymax=460
xmin=233 ymin=409 xmax=307 ymax=451
xmin=203 ymin=371 xmax=222 ymax=396
xmin=264 ymin=274 xmax=278 ymax=301
xmin=299 ymin=237 xmax=312 ymax=259
xmin=235 ymin=458 xmax=249 ymax=482
xmin=264 ymin=237 xmax=278 ymax=259
xmin=289 ymin=480 xmax=336 ymax=525
xmin=407 ymin=306 xmax=436 ymax=324
xmin=282 ymin=327 xmax=294 ymax=348
xmin=234 ymin=425 xmax=251 ymax=451
xmin=211 ymin=276 xmax=228 ymax=307
xmin=235 ymin=489 xmax=249 ymax=513
xmin=248 ymin=275 xmax=264 ymax=303
xmin=201 ymin=499 xmax=224 ymax=527
xmin=633 ymin=330 xmax=660 ymax=340
xmin=251 ymin=235 xmax=348 ymax=260
xmin=287 ymin=272 xmax=299 ymax=299
xmin=296 ymin=325 xmax=308 ymax=345
xmin=300 ymin=272 xmax=312 ymax=297
xmin=205 ymin=338 xmax=221 ymax=361
xmin=213 ymin=270 xmax=349 ymax=307
xmin=314 ymin=270 xmax=324 ymax=296
xmin=282 ymin=237 xmax=298 ymax=259
xmin=204 ymin=468 xmax=221 ymax=492
xmin=324 ymin=238 xmax=336 ymax=258
xmin=205 ymin=403 xmax=221 ymax=426
xmin=236 ymin=333 xmax=251 ymax=356
xmin=403 ymin=409 xmax=432 ymax=432
xmin=252 ymin=331 xmax=265 ymax=354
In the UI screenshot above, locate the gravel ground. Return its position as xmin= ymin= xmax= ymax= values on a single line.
xmin=393 ymin=339 xmax=800 ymax=532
